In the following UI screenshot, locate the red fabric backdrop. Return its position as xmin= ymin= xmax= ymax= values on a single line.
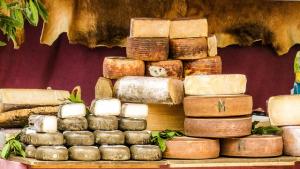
xmin=0 ymin=24 xmax=297 ymax=110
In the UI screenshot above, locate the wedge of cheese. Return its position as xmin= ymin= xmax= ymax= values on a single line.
xmin=184 ymin=74 xmax=247 ymax=95
xmin=99 ymin=145 xmax=130 ymax=161
xmin=35 ymin=146 xmax=68 ymax=161
xmin=183 ymin=56 xmax=222 ymax=76
xmin=208 ymin=35 xmax=218 ymax=56
xmin=170 ymin=38 xmax=207 ymax=60
xmin=268 ymin=95 xmax=300 ymax=126
xmin=58 ymin=103 xmax=86 ymax=118
xmin=95 ymin=77 xmax=113 ymax=99
xmin=69 ymin=146 xmax=100 ymax=161
xmin=282 ymin=126 xmax=300 ymax=156
xmin=120 ymin=103 xmax=148 ymax=119
xmin=63 ymin=131 xmax=95 ymax=146
xmin=169 ymin=18 xmax=208 ymax=38
xmin=130 ymin=145 xmax=162 ymax=161
xmin=90 ymin=98 xmax=121 ymax=116
xmin=145 ymin=60 xmax=183 ymax=79
xmin=130 ymin=18 xmax=170 ymax=38
xmin=28 ymin=115 xmax=57 ymax=133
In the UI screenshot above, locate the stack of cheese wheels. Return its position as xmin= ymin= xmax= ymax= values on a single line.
xmin=268 ymin=95 xmax=300 ymax=156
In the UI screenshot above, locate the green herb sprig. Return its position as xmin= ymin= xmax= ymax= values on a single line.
xmin=68 ymin=86 xmax=84 ymax=103
xmin=151 ymin=130 xmax=184 ymax=152
xmin=0 ymin=132 xmax=25 ymax=159
xmin=252 ymin=121 xmax=281 ymax=135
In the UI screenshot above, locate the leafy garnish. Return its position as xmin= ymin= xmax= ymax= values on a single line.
xmin=151 ymin=130 xmax=184 ymax=152
xmin=68 ymin=86 xmax=84 ymax=103
xmin=252 ymin=121 xmax=281 ymax=135
xmin=1 ymin=132 xmax=25 ymax=159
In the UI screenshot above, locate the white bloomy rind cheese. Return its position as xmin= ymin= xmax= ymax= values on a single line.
xmin=28 ymin=115 xmax=57 ymax=133
xmin=91 ymin=99 xmax=121 ymax=116
xmin=268 ymin=95 xmax=300 ymax=126
xmin=184 ymin=74 xmax=247 ymax=95
xmin=169 ymin=18 xmax=208 ymax=38
xmin=130 ymin=18 xmax=170 ymax=38
xmin=58 ymin=103 xmax=86 ymax=118
xmin=120 ymin=103 xmax=148 ymax=119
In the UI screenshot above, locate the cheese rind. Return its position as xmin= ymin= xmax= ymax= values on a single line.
xmin=57 ymin=117 xmax=88 ymax=131
xmin=69 ymin=146 xmax=100 ymax=161
xmin=87 ymin=115 xmax=118 ymax=131
xmin=63 ymin=131 xmax=95 ymax=146
xmin=184 ymin=95 xmax=253 ymax=117
xmin=119 ymin=118 xmax=147 ymax=131
xmin=90 ymin=98 xmax=121 ymax=116
xmin=164 ymin=137 xmax=220 ymax=159
xmin=28 ymin=115 xmax=57 ymax=133
xmin=184 ymin=74 xmax=247 ymax=95
xmin=35 ymin=146 xmax=68 ymax=161
xmin=103 ymin=57 xmax=145 ymax=79
xmin=25 ymin=145 xmax=36 ymax=158
xmin=184 ymin=116 xmax=252 ymax=138
xmin=124 ymin=131 xmax=151 ymax=145
xmin=120 ymin=103 xmax=148 ymax=119
xmin=183 ymin=56 xmax=222 ymax=76
xmin=169 ymin=18 xmax=208 ymax=38
xmin=95 ymin=77 xmax=113 ymax=99
xmin=208 ymin=35 xmax=218 ymax=56
xmin=268 ymin=95 xmax=300 ymax=126
xmin=282 ymin=126 xmax=300 ymax=156
xmin=170 ymin=38 xmax=207 ymax=60
xmin=94 ymin=130 xmax=125 ymax=145
xmin=99 ymin=145 xmax=130 ymax=161
xmin=130 ymin=18 xmax=170 ymax=38
xmin=22 ymin=132 xmax=64 ymax=146
xmin=130 ymin=145 xmax=162 ymax=161
xmin=146 ymin=60 xmax=183 ymax=79
xmin=114 ymin=76 xmax=183 ymax=105
xmin=58 ymin=103 xmax=86 ymax=118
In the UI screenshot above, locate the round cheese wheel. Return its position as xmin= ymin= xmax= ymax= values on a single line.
xmin=124 ymin=131 xmax=151 ymax=145
xmin=120 ymin=103 xmax=148 ymax=119
xmin=282 ymin=126 xmax=300 ymax=156
xmin=87 ymin=115 xmax=118 ymax=131
xmin=58 ymin=117 xmax=88 ymax=131
xmin=184 ymin=95 xmax=253 ymax=117
xmin=163 ymin=137 xmax=219 ymax=159
xmin=69 ymin=146 xmax=100 ymax=161
xmin=170 ymin=38 xmax=207 ymax=60
xmin=103 ymin=57 xmax=145 ymax=79
xmin=221 ymin=135 xmax=283 ymax=157
xmin=99 ymin=145 xmax=130 ymax=161
xmin=35 ymin=146 xmax=68 ymax=161
xmin=119 ymin=118 xmax=147 ymax=131
xmin=183 ymin=56 xmax=222 ymax=76
xmin=130 ymin=145 xmax=162 ymax=161
xmin=184 ymin=116 xmax=252 ymax=138
xmin=145 ymin=60 xmax=183 ymax=79
xmin=25 ymin=145 xmax=36 ymax=158
xmin=63 ymin=131 xmax=94 ymax=146
xmin=23 ymin=132 xmax=64 ymax=146
xmin=94 ymin=130 xmax=125 ymax=145
xmin=126 ymin=37 xmax=169 ymax=61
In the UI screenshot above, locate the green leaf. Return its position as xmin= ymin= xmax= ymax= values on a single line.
xmin=0 ymin=40 xmax=6 ymax=46
xmin=24 ymin=0 xmax=39 ymax=26
xmin=68 ymin=86 xmax=84 ymax=103
xmin=157 ymin=137 xmax=166 ymax=152
xmin=1 ymin=143 xmax=11 ymax=159
xmin=12 ymin=140 xmax=25 ymax=157
xmin=34 ymin=0 xmax=47 ymax=22
xmin=295 ymin=51 xmax=300 ymax=73
xmin=251 ymin=121 xmax=281 ymax=135
xmin=150 ymin=130 xmax=184 ymax=152
xmin=0 ymin=0 xmax=7 ymax=9
xmin=11 ymin=9 xmax=24 ymax=28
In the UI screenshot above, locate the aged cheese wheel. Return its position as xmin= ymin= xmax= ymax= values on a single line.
xmin=114 ymin=76 xmax=183 ymax=105
xmin=170 ymin=38 xmax=207 ymax=60
xmin=184 ymin=95 xmax=253 ymax=117
xmin=95 ymin=77 xmax=113 ymax=99
xmin=57 ymin=117 xmax=88 ymax=131
xmin=169 ymin=18 xmax=208 ymax=38
xmin=58 ymin=103 xmax=86 ymax=118
xmin=126 ymin=37 xmax=169 ymax=61
xmin=35 ymin=146 xmax=68 ymax=161
xmin=184 ymin=74 xmax=247 ymax=95
xmin=63 ymin=131 xmax=94 ymax=146
xmin=184 ymin=116 xmax=252 ymax=138
xmin=124 ymin=131 xmax=151 ymax=145
xmin=208 ymin=35 xmax=218 ymax=56
xmin=119 ymin=118 xmax=147 ymax=131
xmin=183 ymin=56 xmax=222 ymax=76
xmin=221 ymin=135 xmax=283 ymax=157
xmin=25 ymin=145 xmax=36 ymax=158
xmin=94 ymin=130 xmax=125 ymax=145
xmin=120 ymin=103 xmax=148 ymax=119
xmin=130 ymin=145 xmax=162 ymax=161
xmin=130 ymin=18 xmax=170 ymax=38
xmin=69 ymin=146 xmax=100 ymax=161
xmin=99 ymin=145 xmax=130 ymax=161
xmin=90 ymin=98 xmax=121 ymax=116
xmin=28 ymin=115 xmax=57 ymax=133
xmin=268 ymin=95 xmax=300 ymax=126
xmin=145 ymin=60 xmax=183 ymax=79
xmin=163 ymin=137 xmax=220 ymax=159
xmin=23 ymin=132 xmax=64 ymax=146
xmin=282 ymin=126 xmax=300 ymax=156
xmin=103 ymin=57 xmax=145 ymax=79
xmin=87 ymin=115 xmax=118 ymax=131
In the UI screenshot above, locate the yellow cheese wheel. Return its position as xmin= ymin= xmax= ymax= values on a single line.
xmin=282 ymin=126 xmax=300 ymax=156
xmin=170 ymin=38 xmax=207 ymax=60
xmin=183 ymin=56 xmax=222 ymax=76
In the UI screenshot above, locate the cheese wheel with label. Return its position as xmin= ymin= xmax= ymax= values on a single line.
xmin=130 ymin=18 xmax=170 ymax=38
xmin=183 ymin=56 xmax=222 ymax=76
xmin=130 ymin=145 xmax=162 ymax=161
xmin=94 ymin=130 xmax=125 ymax=145
xmin=184 ymin=95 xmax=253 ymax=117
xmin=114 ymin=76 xmax=183 ymax=105
xmin=282 ymin=126 xmax=300 ymax=156
xmin=184 ymin=74 xmax=247 ymax=95
xmin=169 ymin=18 xmax=208 ymax=38
xmin=103 ymin=57 xmax=145 ymax=79
xmin=25 ymin=145 xmax=36 ymax=158
xmin=119 ymin=118 xmax=147 ymax=131
xmin=35 ymin=146 xmax=68 ymax=161
xmin=58 ymin=103 xmax=86 ymax=118
xmin=268 ymin=95 xmax=300 ymax=126
xmin=146 ymin=60 xmax=183 ymax=79
xmin=120 ymin=103 xmax=148 ymax=119
xmin=90 ymin=98 xmax=121 ymax=116
xmin=124 ymin=131 xmax=151 ymax=145
xmin=63 ymin=131 xmax=94 ymax=146
xmin=221 ymin=135 xmax=283 ymax=157
xmin=87 ymin=115 xmax=118 ymax=131
xmin=28 ymin=115 xmax=57 ymax=133
xmin=58 ymin=117 xmax=88 ymax=131
xmin=99 ymin=145 xmax=130 ymax=161
xmin=126 ymin=37 xmax=169 ymax=61
xmin=164 ymin=137 xmax=219 ymax=159
xmin=184 ymin=116 xmax=252 ymax=138
xmin=208 ymin=35 xmax=218 ymax=56
xmin=69 ymin=146 xmax=100 ymax=161
xmin=170 ymin=38 xmax=207 ymax=60
xmin=23 ymin=132 xmax=64 ymax=146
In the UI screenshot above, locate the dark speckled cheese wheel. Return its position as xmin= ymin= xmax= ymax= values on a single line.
xmin=35 ymin=146 xmax=68 ymax=161
xmin=130 ymin=145 xmax=162 ymax=161
xmin=69 ymin=146 xmax=101 ymax=161
xmin=119 ymin=118 xmax=147 ymax=131
xmin=63 ymin=131 xmax=95 ymax=146
xmin=25 ymin=145 xmax=36 ymax=158
xmin=58 ymin=117 xmax=88 ymax=131
xmin=99 ymin=145 xmax=130 ymax=161
xmin=94 ymin=130 xmax=125 ymax=145
xmin=124 ymin=131 xmax=151 ymax=145
xmin=87 ymin=115 xmax=118 ymax=131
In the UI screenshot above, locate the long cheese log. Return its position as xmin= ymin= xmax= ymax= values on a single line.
xmin=103 ymin=57 xmax=145 ymax=79
xmin=184 ymin=116 xmax=252 ymax=138
xmin=282 ymin=126 xmax=300 ymax=156
xmin=184 ymin=95 xmax=253 ymax=117
xmin=126 ymin=37 xmax=169 ymax=61
xmin=145 ymin=60 xmax=183 ymax=79
xmin=0 ymin=89 xmax=69 ymax=112
xmin=184 ymin=74 xmax=247 ymax=95
xmin=170 ymin=38 xmax=207 ymax=60
xmin=268 ymin=95 xmax=300 ymax=126
xmin=183 ymin=56 xmax=222 ymax=76
xmin=130 ymin=18 xmax=170 ymax=38
xmin=164 ymin=137 xmax=219 ymax=159
xmin=208 ymin=35 xmax=218 ymax=56
xmin=95 ymin=77 xmax=113 ymax=99
xmin=114 ymin=76 xmax=183 ymax=105
xmin=169 ymin=18 xmax=208 ymax=38
xmin=221 ymin=135 xmax=283 ymax=157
